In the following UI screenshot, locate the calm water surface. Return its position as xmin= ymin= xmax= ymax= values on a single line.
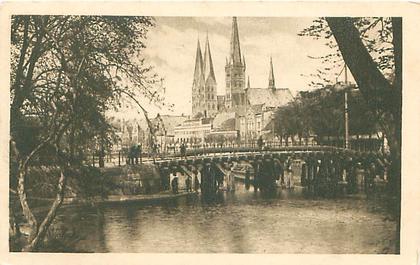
xmin=53 ymin=185 xmax=397 ymax=253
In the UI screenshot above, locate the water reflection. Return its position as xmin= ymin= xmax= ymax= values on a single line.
xmin=56 ymin=185 xmax=397 ymax=253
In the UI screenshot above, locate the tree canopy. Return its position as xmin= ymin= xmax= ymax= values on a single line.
xmin=10 ymin=15 xmax=162 ymax=251
xmin=274 ymin=85 xmax=379 ymax=145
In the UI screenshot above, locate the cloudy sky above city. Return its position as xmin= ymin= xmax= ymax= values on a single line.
xmin=129 ymin=16 xmax=353 ymax=118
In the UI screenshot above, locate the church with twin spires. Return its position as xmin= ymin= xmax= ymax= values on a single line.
xmin=175 ymin=16 xmax=293 ymax=143
xmin=191 ymin=16 xmax=293 ymax=120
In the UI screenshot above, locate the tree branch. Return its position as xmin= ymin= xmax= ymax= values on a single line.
xmin=326 ymin=17 xmax=397 ymax=114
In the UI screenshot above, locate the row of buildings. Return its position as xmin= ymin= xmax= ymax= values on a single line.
xmin=115 ymin=17 xmax=294 ymax=152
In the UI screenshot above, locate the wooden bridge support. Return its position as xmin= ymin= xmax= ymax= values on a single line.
xmin=154 ymin=147 xmax=380 ymax=198
xmin=201 ymin=163 xmax=218 ymax=197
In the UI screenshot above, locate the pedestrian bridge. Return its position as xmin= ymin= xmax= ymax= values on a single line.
xmin=154 ymin=145 xmax=375 ymax=197
xmin=155 ymin=145 xmax=353 ymax=163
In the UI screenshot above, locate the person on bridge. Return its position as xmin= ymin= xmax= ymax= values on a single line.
xmin=180 ymin=143 xmax=187 ymax=159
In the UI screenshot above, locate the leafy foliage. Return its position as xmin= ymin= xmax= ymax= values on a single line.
xmin=299 ymin=17 xmax=395 ymax=88
xmin=10 ymin=15 xmax=162 ymax=251
xmin=11 ymin=16 xmax=162 ymax=162
xmin=274 ymin=85 xmax=379 ymax=143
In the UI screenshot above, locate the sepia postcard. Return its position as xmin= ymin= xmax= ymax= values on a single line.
xmin=0 ymin=1 xmax=419 ymax=265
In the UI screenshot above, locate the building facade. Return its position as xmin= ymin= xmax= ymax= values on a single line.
xmin=173 ymin=118 xmax=212 ymax=143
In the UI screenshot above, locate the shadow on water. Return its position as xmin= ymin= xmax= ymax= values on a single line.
xmin=39 ymin=183 xmax=397 ymax=253
xmin=200 ymin=191 xmax=226 ymax=206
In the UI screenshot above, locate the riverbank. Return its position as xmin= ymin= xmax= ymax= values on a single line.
xmin=20 ymin=191 xmax=196 ymax=215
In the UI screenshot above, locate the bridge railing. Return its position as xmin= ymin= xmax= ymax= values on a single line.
xmin=100 ymin=143 xmax=357 ymax=167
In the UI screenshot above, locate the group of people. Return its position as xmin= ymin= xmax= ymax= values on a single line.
xmin=126 ymin=144 xmax=142 ymax=165
xmin=169 ymin=169 xmax=202 ymax=194
xmin=167 ymin=164 xmax=238 ymax=194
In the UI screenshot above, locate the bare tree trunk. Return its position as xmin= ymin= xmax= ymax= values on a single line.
xmin=14 ymin=137 xmax=52 ymax=244
xmin=17 ymin=165 xmax=38 ymax=243
xmin=23 ymin=170 xmax=66 ymax=251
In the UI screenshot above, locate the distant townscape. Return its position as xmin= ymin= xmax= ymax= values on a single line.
xmin=114 ymin=17 xmax=294 ymax=153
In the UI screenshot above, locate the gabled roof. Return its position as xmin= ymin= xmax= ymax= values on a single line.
xmin=218 ymin=118 xmax=236 ymax=131
xmin=213 ymin=111 xmax=237 ymax=129
xmin=248 ymin=104 xmax=263 ymax=114
xmin=247 ymin=88 xmax=293 ymax=108
xmin=154 ymin=115 xmax=188 ymax=135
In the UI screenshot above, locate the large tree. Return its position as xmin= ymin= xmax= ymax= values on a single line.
xmin=300 ymin=16 xmax=401 ymax=251
xmin=327 ymin=18 xmax=402 ymax=251
xmin=10 ymin=15 xmax=163 ymax=251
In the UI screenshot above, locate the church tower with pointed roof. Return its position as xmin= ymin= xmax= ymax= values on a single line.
xmin=225 ymin=17 xmax=246 ymax=110
xmin=268 ymin=57 xmax=276 ymax=91
xmin=191 ymin=36 xmax=218 ymax=118
xmin=192 ymin=38 xmax=204 ymax=117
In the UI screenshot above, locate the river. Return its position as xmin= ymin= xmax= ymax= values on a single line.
xmin=50 ymin=184 xmax=397 ymax=254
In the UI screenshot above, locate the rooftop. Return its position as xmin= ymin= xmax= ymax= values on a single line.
xmin=247 ymin=87 xmax=293 ymax=108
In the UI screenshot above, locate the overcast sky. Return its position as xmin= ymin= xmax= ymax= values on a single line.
xmin=124 ymin=16 xmax=353 ymax=118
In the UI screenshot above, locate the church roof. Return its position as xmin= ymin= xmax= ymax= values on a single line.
xmin=247 ymin=88 xmax=293 ymax=108
xmin=248 ymin=104 xmax=264 ymax=114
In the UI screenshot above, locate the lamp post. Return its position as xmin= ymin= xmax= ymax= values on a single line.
xmin=344 ymin=89 xmax=349 ymax=149
xmin=244 ymin=86 xmax=248 ymax=147
xmin=344 ymin=64 xmax=349 ymax=149
xmin=334 ymin=64 xmax=353 ymax=149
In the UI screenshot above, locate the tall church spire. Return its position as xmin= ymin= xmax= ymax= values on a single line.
xmin=193 ymin=38 xmax=204 ymax=86
xmin=230 ymin=17 xmax=242 ymax=65
xmin=268 ymin=57 xmax=276 ymax=90
xmin=203 ymin=34 xmax=216 ymax=83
